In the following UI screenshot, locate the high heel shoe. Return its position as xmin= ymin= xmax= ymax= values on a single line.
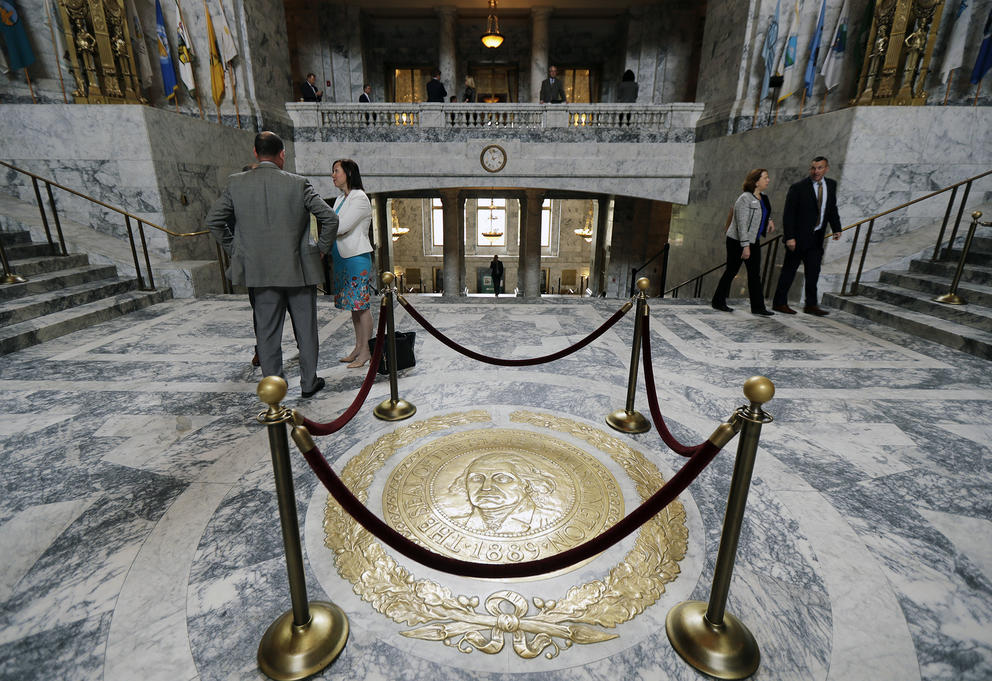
xmin=347 ymin=356 xmax=371 ymax=369
xmin=339 ymin=352 xmax=358 ymax=362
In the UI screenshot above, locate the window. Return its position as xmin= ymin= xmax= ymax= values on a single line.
xmin=477 ymin=198 xmax=506 ymax=247
xmin=562 ymin=69 xmax=598 ymax=103
xmin=431 ymin=198 xmax=444 ymax=246
xmin=392 ymin=68 xmax=430 ymax=103
xmin=541 ymin=199 xmax=552 ymax=247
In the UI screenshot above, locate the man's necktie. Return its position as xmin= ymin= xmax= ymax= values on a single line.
xmin=816 ymin=181 xmax=823 ymax=228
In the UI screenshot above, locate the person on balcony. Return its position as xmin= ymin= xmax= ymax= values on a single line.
xmin=358 ymin=83 xmax=372 ymax=102
xmin=301 ymin=73 xmax=322 ymax=102
xmin=539 ymin=65 xmax=566 ymax=104
xmin=463 ymin=76 xmax=477 ymax=102
xmin=330 ymin=159 xmax=375 ymax=368
xmin=618 ymin=69 xmax=638 ymax=102
xmin=711 ymin=168 xmax=776 ymax=316
xmin=426 ymin=70 xmax=447 ymax=102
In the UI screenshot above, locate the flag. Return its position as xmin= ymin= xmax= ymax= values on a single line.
xmin=47 ymin=0 xmax=69 ymax=69
xmin=820 ymin=0 xmax=850 ymax=90
xmin=940 ymin=0 xmax=973 ymax=83
xmin=206 ymin=8 xmax=224 ymax=106
xmin=970 ymin=7 xmax=992 ymax=84
xmin=154 ymin=0 xmax=178 ymax=99
xmin=210 ymin=0 xmax=237 ymax=66
xmin=776 ymin=0 xmax=803 ymax=102
xmin=803 ymin=0 xmax=827 ymax=96
xmin=760 ymin=0 xmax=781 ymax=100
xmin=0 ymin=0 xmax=36 ymax=71
xmin=126 ymin=0 xmax=153 ymax=89
xmin=174 ymin=0 xmax=195 ymax=94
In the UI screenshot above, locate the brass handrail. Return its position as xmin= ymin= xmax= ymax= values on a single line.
xmin=664 ymin=168 xmax=992 ymax=299
xmin=0 ymin=160 xmax=209 ymax=238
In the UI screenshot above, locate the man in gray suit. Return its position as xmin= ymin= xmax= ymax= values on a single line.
xmin=206 ymin=131 xmax=338 ymax=398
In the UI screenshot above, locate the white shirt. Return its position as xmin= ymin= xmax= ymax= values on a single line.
xmin=814 ymin=179 xmax=828 ymax=231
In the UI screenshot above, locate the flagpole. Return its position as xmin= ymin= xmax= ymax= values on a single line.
xmin=799 ymin=89 xmax=806 ymax=119
xmin=819 ymin=90 xmax=826 ymax=113
xmin=943 ymin=71 xmax=953 ymax=105
xmin=229 ymin=66 xmax=242 ymax=128
xmin=175 ymin=0 xmax=205 ymax=119
xmin=24 ymin=69 xmax=37 ymax=103
xmin=975 ymin=81 xmax=982 ymax=107
xmin=44 ymin=1 xmax=68 ymax=103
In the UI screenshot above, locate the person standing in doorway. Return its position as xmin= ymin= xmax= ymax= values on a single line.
xmin=490 ymin=254 xmax=504 ymax=296
xmin=539 ymin=65 xmax=566 ymax=103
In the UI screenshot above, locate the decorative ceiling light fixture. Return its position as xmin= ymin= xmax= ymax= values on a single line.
xmin=481 ymin=0 xmax=504 ymax=49
xmin=390 ymin=202 xmax=410 ymax=242
xmin=574 ymin=201 xmax=595 ymax=242
xmin=481 ymin=198 xmax=504 ymax=241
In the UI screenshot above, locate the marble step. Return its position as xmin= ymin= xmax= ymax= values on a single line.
xmin=3 ymin=240 xmax=62 ymax=260
xmin=940 ymin=245 xmax=992 ymax=266
xmin=0 ymin=264 xmax=119 ymax=303
xmin=909 ymin=258 xmax=992 ymax=287
xmin=8 ymin=253 xmax=91 ymax=277
xmin=822 ymin=292 xmax=992 ymax=360
xmin=0 ymin=277 xmax=141 ymax=326
xmin=879 ymin=270 xmax=992 ymax=308
xmin=0 ymin=287 xmax=172 ymax=355
xmin=852 ymin=280 xmax=992 ymax=332
xmin=0 ymin=229 xmax=32 ymax=245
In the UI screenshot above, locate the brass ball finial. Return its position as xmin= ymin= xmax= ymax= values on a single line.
xmin=742 ymin=376 xmax=774 ymax=405
xmin=972 ymin=210 xmax=983 ymax=220
xmin=636 ymin=277 xmax=650 ymax=292
xmin=257 ymin=376 xmax=288 ymax=406
xmin=381 ymin=271 xmax=395 ymax=286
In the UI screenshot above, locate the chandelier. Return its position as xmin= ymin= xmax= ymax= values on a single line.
xmin=481 ymin=0 xmax=504 ymax=49
xmin=480 ymin=198 xmax=504 ymax=241
xmin=390 ymin=203 xmax=409 ymax=242
xmin=574 ymin=201 xmax=595 ymax=242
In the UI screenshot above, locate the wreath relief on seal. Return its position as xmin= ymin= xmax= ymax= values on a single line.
xmin=324 ymin=410 xmax=688 ymax=660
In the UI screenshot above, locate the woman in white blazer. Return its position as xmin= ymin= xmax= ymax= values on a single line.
xmin=331 ymin=159 xmax=375 ymax=367
xmin=711 ymin=168 xmax=775 ymax=316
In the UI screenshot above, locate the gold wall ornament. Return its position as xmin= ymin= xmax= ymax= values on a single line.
xmin=323 ymin=410 xmax=688 ymax=660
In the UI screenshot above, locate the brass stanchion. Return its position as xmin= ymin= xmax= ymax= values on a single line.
xmin=0 ymin=237 xmax=27 ymax=284
xmin=934 ymin=211 xmax=983 ymax=305
xmin=606 ymin=277 xmax=650 ymax=433
xmin=666 ymin=375 xmax=775 ymax=680
xmin=373 ymin=272 xmax=416 ymax=421
xmin=256 ymin=377 xmax=349 ymax=681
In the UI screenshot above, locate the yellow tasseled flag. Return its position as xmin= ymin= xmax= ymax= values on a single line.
xmin=206 ymin=9 xmax=224 ymax=107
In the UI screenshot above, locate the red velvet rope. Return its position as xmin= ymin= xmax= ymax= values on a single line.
xmin=301 ymin=313 xmax=388 ymax=436
xmin=399 ymin=296 xmax=631 ymax=366
xmin=299 ymin=436 xmax=722 ymax=579
xmin=640 ymin=313 xmax=706 ymax=458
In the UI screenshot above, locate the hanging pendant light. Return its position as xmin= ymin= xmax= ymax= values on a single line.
xmin=574 ymin=200 xmax=595 ymax=243
xmin=390 ymin=203 xmax=409 ymax=242
xmin=481 ymin=198 xmax=504 ymax=241
xmin=481 ymin=0 xmax=504 ymax=49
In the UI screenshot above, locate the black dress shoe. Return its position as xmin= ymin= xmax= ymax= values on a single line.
xmin=803 ymin=306 xmax=829 ymax=316
xmin=752 ymin=309 xmax=774 ymax=316
xmin=301 ymin=377 xmax=326 ymax=398
xmin=251 ymin=352 xmax=260 ymax=367
xmin=712 ymin=303 xmax=733 ymax=312
xmin=773 ymin=304 xmax=797 ymax=315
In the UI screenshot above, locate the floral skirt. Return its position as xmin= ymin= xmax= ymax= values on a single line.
xmin=332 ymin=243 xmax=372 ymax=311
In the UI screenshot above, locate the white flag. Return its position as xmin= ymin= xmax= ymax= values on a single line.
xmin=820 ymin=0 xmax=850 ymax=90
xmin=941 ymin=0 xmax=974 ymax=83
xmin=174 ymin=0 xmax=196 ymax=94
xmin=210 ymin=0 xmax=238 ymax=65
xmin=776 ymin=0 xmax=804 ymax=102
xmin=125 ymin=0 xmax=153 ymax=89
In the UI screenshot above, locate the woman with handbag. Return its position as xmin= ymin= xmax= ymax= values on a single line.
xmin=711 ymin=168 xmax=775 ymax=316
xmin=331 ymin=158 xmax=375 ymax=367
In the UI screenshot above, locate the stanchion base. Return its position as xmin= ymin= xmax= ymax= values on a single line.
xmin=605 ymin=408 xmax=650 ymax=434
xmin=373 ymin=397 xmax=417 ymax=421
xmin=258 ymin=601 xmax=349 ymax=681
xmin=666 ymin=601 xmax=759 ymax=680
xmin=934 ymin=293 xmax=966 ymax=305
xmin=2 ymin=274 xmax=27 ymax=284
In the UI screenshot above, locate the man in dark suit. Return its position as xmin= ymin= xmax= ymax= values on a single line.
xmin=489 ymin=255 xmax=504 ymax=296
xmin=301 ymin=73 xmax=322 ymax=101
xmin=358 ymin=83 xmax=372 ymax=102
xmin=539 ymin=65 xmax=566 ymax=103
xmin=426 ymin=70 xmax=447 ymax=102
xmin=772 ymin=156 xmax=842 ymax=316
xmin=205 ymin=132 xmax=338 ymax=398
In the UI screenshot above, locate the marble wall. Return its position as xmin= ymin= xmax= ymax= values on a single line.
xmin=667 ymin=105 xmax=992 ymax=300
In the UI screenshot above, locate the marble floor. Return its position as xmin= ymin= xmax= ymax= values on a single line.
xmin=0 ymin=294 xmax=990 ymax=681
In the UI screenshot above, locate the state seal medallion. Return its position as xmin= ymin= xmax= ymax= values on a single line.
xmin=321 ymin=409 xmax=691 ymax=662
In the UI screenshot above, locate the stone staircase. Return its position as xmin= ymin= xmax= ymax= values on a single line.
xmin=0 ymin=229 xmax=171 ymax=355
xmin=823 ymin=228 xmax=992 ymax=359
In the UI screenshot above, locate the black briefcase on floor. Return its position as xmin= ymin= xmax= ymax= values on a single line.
xmin=368 ymin=332 xmax=416 ymax=375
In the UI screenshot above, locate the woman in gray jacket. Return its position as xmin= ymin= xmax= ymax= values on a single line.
xmin=711 ymin=168 xmax=775 ymax=315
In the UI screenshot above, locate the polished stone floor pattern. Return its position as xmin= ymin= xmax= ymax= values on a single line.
xmin=0 ymin=294 xmax=990 ymax=681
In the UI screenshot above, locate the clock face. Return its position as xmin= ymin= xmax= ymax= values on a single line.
xmin=480 ymin=144 xmax=507 ymax=173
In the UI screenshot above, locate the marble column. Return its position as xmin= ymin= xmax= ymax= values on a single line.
xmin=518 ymin=189 xmax=545 ymax=299
xmin=530 ymin=7 xmax=552 ymax=103
xmin=374 ymin=196 xmax=391 ymax=277
xmin=591 ymin=197 xmax=611 ymax=296
xmin=437 ymin=7 xmax=457 ymax=95
xmin=440 ymin=189 xmax=464 ymax=298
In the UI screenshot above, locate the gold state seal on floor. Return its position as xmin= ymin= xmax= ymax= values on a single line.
xmin=323 ymin=410 xmax=689 ymax=660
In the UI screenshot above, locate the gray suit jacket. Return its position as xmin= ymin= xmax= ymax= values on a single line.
xmin=539 ymin=77 xmax=566 ymax=103
xmin=206 ymin=162 xmax=338 ymax=288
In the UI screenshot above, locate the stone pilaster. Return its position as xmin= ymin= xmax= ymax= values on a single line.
xmin=440 ymin=189 xmax=464 ymax=297
xmin=437 ymin=7 xmax=457 ymax=96
xmin=530 ymin=7 xmax=552 ymax=103
xmin=518 ymin=189 xmax=545 ymax=298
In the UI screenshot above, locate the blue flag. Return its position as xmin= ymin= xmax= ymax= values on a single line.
xmin=761 ymin=0 xmax=781 ymax=100
xmin=0 ymin=0 xmax=36 ymax=72
xmin=154 ymin=0 xmax=178 ymax=100
xmin=971 ymin=7 xmax=992 ymax=84
xmin=804 ymin=0 xmax=827 ymax=96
